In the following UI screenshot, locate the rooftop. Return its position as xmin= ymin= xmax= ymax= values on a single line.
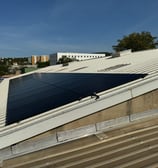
xmin=0 ymin=49 xmax=158 ymax=164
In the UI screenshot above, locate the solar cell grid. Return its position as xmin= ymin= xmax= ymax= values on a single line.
xmin=6 ymin=73 xmax=147 ymax=125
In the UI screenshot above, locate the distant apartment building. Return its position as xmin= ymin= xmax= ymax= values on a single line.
xmin=49 ymin=52 xmax=106 ymax=65
xmin=31 ymin=55 xmax=49 ymax=65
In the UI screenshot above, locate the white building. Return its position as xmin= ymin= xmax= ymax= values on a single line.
xmin=49 ymin=52 xmax=106 ymax=65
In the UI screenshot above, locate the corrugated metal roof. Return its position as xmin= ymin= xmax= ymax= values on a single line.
xmin=36 ymin=49 xmax=158 ymax=75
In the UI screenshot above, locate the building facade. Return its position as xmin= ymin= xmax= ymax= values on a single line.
xmin=49 ymin=52 xmax=106 ymax=65
xmin=31 ymin=55 xmax=49 ymax=65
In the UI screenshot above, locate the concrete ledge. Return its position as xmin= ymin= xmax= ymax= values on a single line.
xmin=57 ymin=124 xmax=96 ymax=142
xmin=96 ymin=116 xmax=129 ymax=131
xmin=0 ymin=147 xmax=12 ymax=161
xmin=131 ymin=109 xmax=158 ymax=121
xmin=0 ymin=160 xmax=3 ymax=168
xmin=11 ymin=134 xmax=57 ymax=155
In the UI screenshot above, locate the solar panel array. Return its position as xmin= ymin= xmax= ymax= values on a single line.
xmin=6 ymin=73 xmax=146 ymax=125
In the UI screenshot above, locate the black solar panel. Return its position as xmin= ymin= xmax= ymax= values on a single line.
xmin=6 ymin=72 xmax=147 ymax=125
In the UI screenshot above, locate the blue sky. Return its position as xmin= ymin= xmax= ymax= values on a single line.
xmin=0 ymin=0 xmax=158 ymax=57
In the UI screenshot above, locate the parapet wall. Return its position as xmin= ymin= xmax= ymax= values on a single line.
xmin=52 ymin=89 xmax=158 ymax=132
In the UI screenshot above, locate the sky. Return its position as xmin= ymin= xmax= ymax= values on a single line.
xmin=0 ymin=0 xmax=158 ymax=57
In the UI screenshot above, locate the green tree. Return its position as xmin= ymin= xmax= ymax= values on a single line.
xmin=0 ymin=65 xmax=9 ymax=76
xmin=37 ymin=61 xmax=50 ymax=68
xmin=57 ymin=56 xmax=74 ymax=64
xmin=113 ymin=31 xmax=158 ymax=52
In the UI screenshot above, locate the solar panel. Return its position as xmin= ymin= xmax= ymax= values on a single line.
xmin=6 ymin=73 xmax=147 ymax=125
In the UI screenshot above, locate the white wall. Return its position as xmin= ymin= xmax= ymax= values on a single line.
xmin=57 ymin=52 xmax=105 ymax=61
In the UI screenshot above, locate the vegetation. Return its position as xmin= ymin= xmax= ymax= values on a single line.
xmin=0 ymin=57 xmax=29 ymax=76
xmin=57 ymin=56 xmax=74 ymax=64
xmin=113 ymin=31 xmax=158 ymax=52
xmin=0 ymin=65 xmax=9 ymax=76
xmin=0 ymin=57 xmax=29 ymax=65
xmin=95 ymin=52 xmax=112 ymax=56
xmin=36 ymin=61 xmax=50 ymax=68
